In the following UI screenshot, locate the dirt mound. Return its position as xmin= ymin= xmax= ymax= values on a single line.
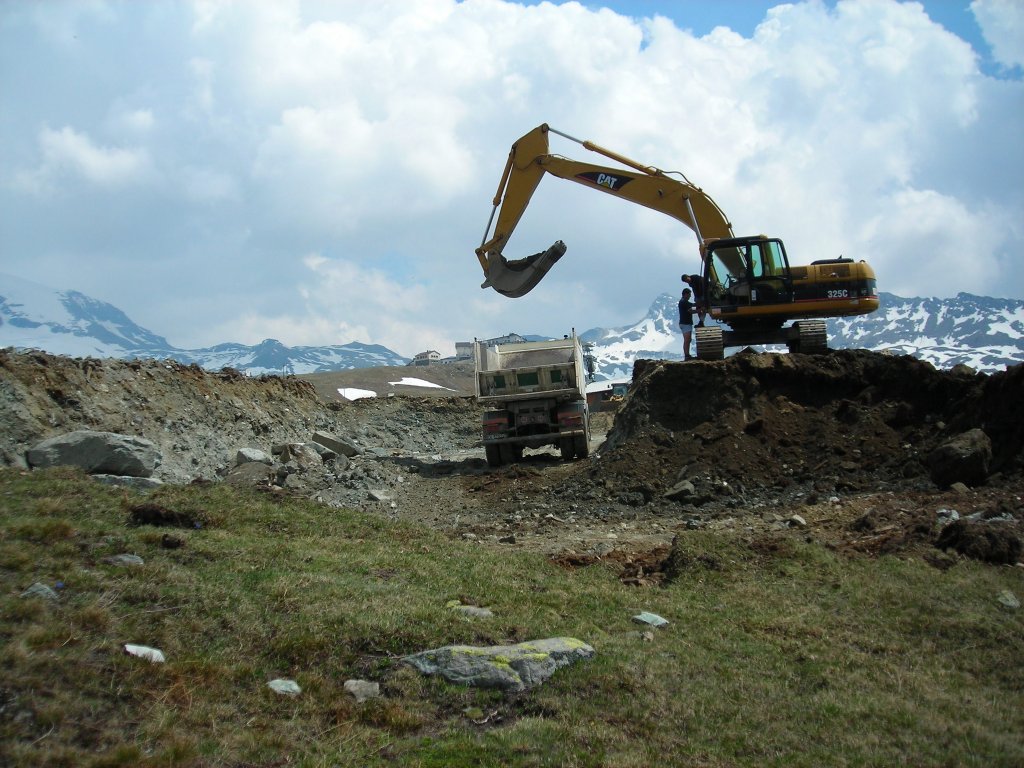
xmin=600 ymin=349 xmax=1023 ymax=503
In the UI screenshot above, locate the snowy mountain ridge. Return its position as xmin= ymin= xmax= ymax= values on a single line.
xmin=3 ymin=273 xmax=1021 ymax=377
xmin=0 ymin=274 xmax=407 ymax=374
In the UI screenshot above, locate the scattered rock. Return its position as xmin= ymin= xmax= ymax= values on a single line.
xmin=935 ymin=519 xmax=1022 ymax=565
xmin=224 ymin=461 xmax=275 ymax=486
xmin=343 ymin=679 xmax=381 ymax=703
xmin=104 ymin=554 xmax=144 ymax=567
xmin=996 ymin=590 xmax=1020 ymax=610
xmin=631 ymin=611 xmax=669 ymax=628
xmin=788 ymin=514 xmax=807 ymax=528
xmin=312 ymin=431 xmax=363 ymax=457
xmin=236 ymin=447 xmax=272 ymax=465
xmin=26 ymin=430 xmax=161 ymax=478
xmin=124 ymin=644 xmax=165 ymax=663
xmin=403 ymin=637 xmax=595 ymax=692
xmin=451 ymin=604 xmax=494 ymax=619
xmin=927 ymin=429 xmax=993 ymax=488
xmin=276 ymin=443 xmax=323 ymax=469
xmin=663 ymin=479 xmax=695 ymax=501
xmin=267 ymin=679 xmax=302 ymax=696
xmin=20 ymin=582 xmax=59 ymax=601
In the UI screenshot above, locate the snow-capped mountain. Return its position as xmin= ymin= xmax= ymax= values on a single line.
xmin=583 ymin=291 xmax=1024 ymax=379
xmin=0 ymin=274 xmax=407 ymax=374
xmin=4 ymin=272 xmax=1021 ymax=377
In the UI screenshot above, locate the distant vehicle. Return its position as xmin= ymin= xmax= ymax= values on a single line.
xmin=474 ymin=123 xmax=879 ymax=359
xmin=474 ymin=332 xmax=590 ymax=467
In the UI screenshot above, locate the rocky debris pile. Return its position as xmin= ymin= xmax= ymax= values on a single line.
xmin=0 ymin=349 xmax=482 ymax=487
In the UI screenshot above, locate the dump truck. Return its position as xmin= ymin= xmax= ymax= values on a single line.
xmin=474 ymin=332 xmax=590 ymax=467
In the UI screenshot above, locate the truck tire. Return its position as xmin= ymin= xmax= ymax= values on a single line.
xmin=499 ymin=444 xmax=517 ymax=465
xmin=485 ymin=444 xmax=502 ymax=467
xmin=573 ymin=434 xmax=589 ymax=459
xmin=559 ymin=438 xmax=575 ymax=460
xmin=695 ymin=326 xmax=724 ymax=360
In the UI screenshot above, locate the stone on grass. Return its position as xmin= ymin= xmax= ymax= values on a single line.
xmin=104 ymin=554 xmax=144 ymax=567
xmin=27 ymin=430 xmax=160 ymax=477
xmin=20 ymin=582 xmax=59 ymax=601
xmin=124 ymin=644 xmax=165 ymax=663
xmin=268 ymin=679 xmax=302 ymax=696
xmin=344 ymin=679 xmax=381 ymax=703
xmin=997 ymin=590 xmax=1020 ymax=610
xmin=632 ymin=611 xmax=669 ymax=628
xmin=450 ymin=604 xmax=494 ymax=619
xmin=404 ymin=637 xmax=595 ymax=692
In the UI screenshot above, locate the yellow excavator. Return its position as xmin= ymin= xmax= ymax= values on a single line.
xmin=475 ymin=123 xmax=879 ymax=359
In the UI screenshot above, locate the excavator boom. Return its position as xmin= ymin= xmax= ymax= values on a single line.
xmin=476 ymin=124 xmax=733 ymax=297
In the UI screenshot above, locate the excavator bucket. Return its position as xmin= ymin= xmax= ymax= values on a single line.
xmin=480 ymin=240 xmax=567 ymax=298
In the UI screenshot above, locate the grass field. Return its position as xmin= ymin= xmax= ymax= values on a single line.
xmin=1 ymin=467 xmax=1022 ymax=767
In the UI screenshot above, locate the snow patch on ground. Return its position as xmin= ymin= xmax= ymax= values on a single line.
xmin=388 ymin=377 xmax=455 ymax=390
xmin=337 ymin=387 xmax=376 ymax=400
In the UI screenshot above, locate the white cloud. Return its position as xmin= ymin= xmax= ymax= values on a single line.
xmin=209 ymin=253 xmax=456 ymax=356
xmin=972 ymin=0 xmax=1024 ymax=69
xmin=15 ymin=126 xmax=153 ymax=194
xmin=2 ymin=0 xmax=1022 ymax=356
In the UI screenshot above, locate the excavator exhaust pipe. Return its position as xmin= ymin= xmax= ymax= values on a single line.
xmin=480 ymin=240 xmax=567 ymax=298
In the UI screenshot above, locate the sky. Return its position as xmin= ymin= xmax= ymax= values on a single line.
xmin=1 ymin=0 xmax=1022 ymax=358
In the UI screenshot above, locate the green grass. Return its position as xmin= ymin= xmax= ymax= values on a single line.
xmin=1 ymin=467 xmax=1021 ymax=767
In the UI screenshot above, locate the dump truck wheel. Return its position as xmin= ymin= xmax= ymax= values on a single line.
xmin=559 ymin=438 xmax=575 ymax=460
xmin=695 ymin=326 xmax=724 ymax=360
xmin=573 ymin=435 xmax=589 ymax=459
xmin=499 ymin=444 xmax=517 ymax=465
xmin=485 ymin=444 xmax=502 ymax=467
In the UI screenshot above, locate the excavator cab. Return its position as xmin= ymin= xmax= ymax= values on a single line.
xmin=703 ymin=236 xmax=794 ymax=311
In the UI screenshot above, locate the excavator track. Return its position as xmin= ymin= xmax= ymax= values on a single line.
xmin=695 ymin=326 xmax=725 ymax=361
xmin=790 ymin=320 xmax=828 ymax=354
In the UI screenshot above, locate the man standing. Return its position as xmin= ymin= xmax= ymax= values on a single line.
xmin=681 ymin=274 xmax=706 ymax=327
xmin=678 ymin=287 xmax=696 ymax=361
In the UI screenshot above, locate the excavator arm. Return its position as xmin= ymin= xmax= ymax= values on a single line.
xmin=476 ymin=123 xmax=734 ymax=297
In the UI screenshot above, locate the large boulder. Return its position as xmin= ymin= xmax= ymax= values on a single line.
xmin=403 ymin=637 xmax=594 ymax=692
xmin=26 ymin=431 xmax=161 ymax=478
xmin=927 ymin=429 xmax=993 ymax=488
